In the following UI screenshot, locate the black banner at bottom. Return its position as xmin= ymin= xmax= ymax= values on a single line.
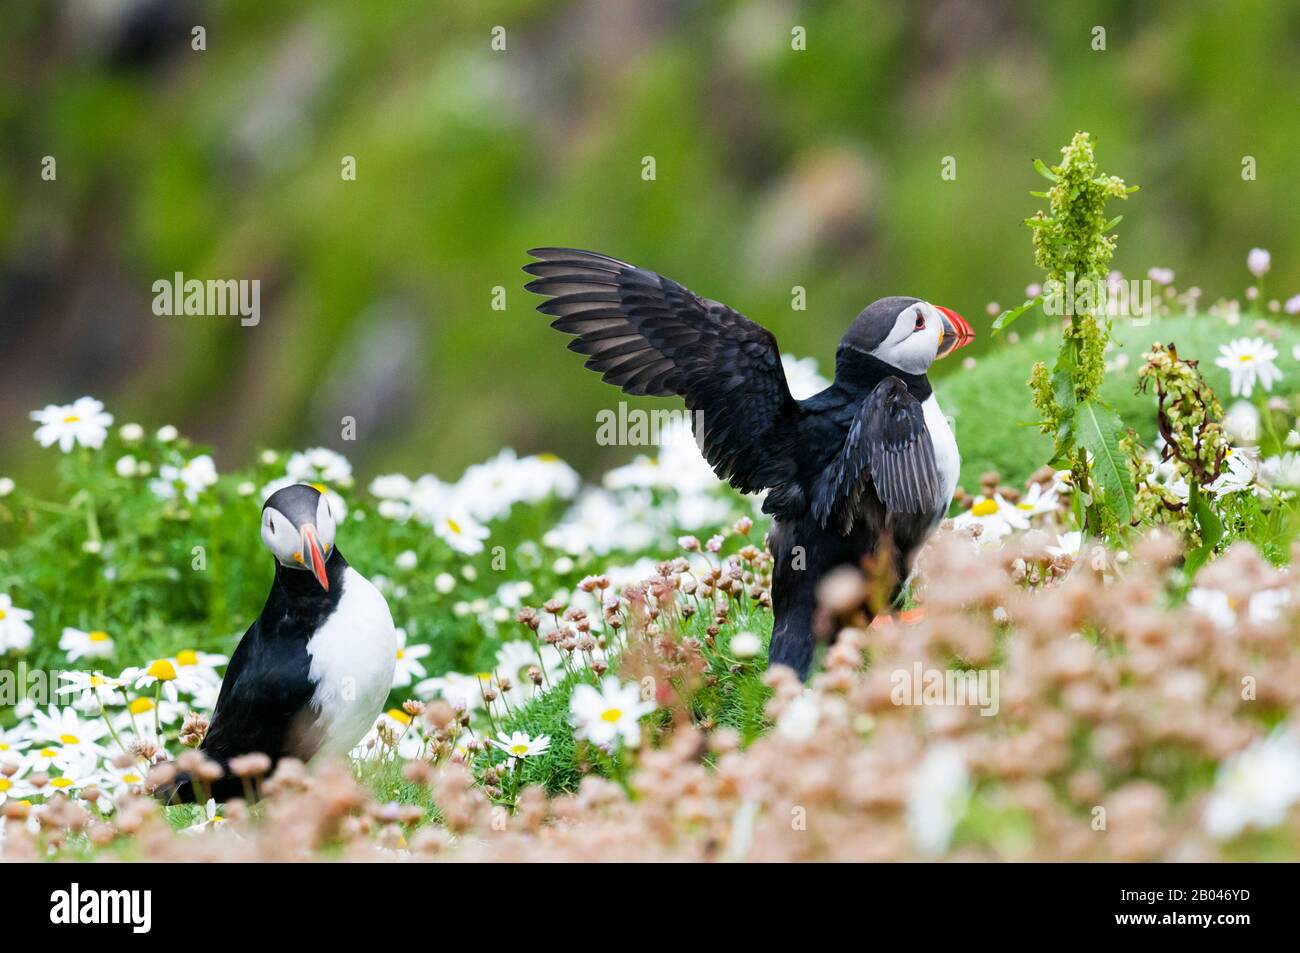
xmin=10 ymin=860 xmax=1282 ymax=936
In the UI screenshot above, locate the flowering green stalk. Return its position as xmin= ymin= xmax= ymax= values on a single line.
xmin=1129 ymin=342 xmax=1229 ymax=565
xmin=1002 ymin=132 xmax=1138 ymax=537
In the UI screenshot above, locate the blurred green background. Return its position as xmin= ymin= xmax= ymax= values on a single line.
xmin=3 ymin=0 xmax=1299 ymax=484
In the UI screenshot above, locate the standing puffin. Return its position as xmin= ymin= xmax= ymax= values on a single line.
xmin=160 ymin=483 xmax=396 ymax=802
xmin=524 ymin=248 xmax=974 ymax=680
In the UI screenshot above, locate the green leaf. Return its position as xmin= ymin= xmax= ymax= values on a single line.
xmin=1074 ymin=400 xmax=1135 ymax=525
xmin=1032 ymin=158 xmax=1057 ymax=182
xmin=1102 ymin=215 xmax=1123 ymax=231
xmin=991 ymin=294 xmax=1043 ymax=334
xmin=1185 ymin=483 xmax=1224 ymax=573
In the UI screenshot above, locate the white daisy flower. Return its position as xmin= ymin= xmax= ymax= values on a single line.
xmin=1205 ymin=728 xmax=1300 ymax=839
xmin=950 ymin=496 xmax=1013 ymax=545
xmin=569 ymin=676 xmax=656 ymax=749
xmin=0 ymin=594 xmax=35 ymax=653
xmin=111 ymin=695 xmax=187 ymax=733
xmin=150 ymin=454 xmax=218 ymax=503
xmin=173 ymin=648 xmax=228 ymax=685
xmin=656 ymin=418 xmax=723 ymax=495
xmin=1187 ymin=587 xmax=1238 ymax=629
xmin=457 ymin=449 xmax=579 ymax=522
xmin=44 ymin=764 xmax=107 ymax=796
xmin=1045 ymin=532 xmax=1081 ymax=559
xmin=370 ymin=474 xmax=414 ymax=520
xmin=59 ymin=627 xmax=115 ymax=661
xmin=30 ymin=396 xmax=113 ymax=452
xmin=1146 ymin=457 xmax=1190 ymax=502
xmin=1208 ymin=447 xmax=1265 ymax=497
xmin=780 ymin=353 xmax=831 ymax=400
xmin=391 ymin=629 xmax=432 ymax=689
xmin=286 ymin=447 xmax=354 ymax=488
xmin=1261 ymin=452 xmax=1300 ymax=488
xmin=777 ymin=694 xmax=820 ymax=741
xmin=99 ymin=759 xmax=150 ymax=796
xmin=182 ymin=798 xmax=227 ymax=834
xmin=121 ymin=657 xmax=208 ymax=703
xmin=0 ymin=762 xmax=33 ymax=805
xmin=0 ymin=724 xmax=31 ymax=764
xmin=907 ymin=744 xmax=970 ymax=855
xmin=433 ymin=508 xmax=490 ymax=556
xmin=56 ymin=671 xmax=126 ymax=711
xmin=27 ymin=706 xmax=111 ymax=767
xmin=730 ymin=631 xmax=762 ymax=659
xmin=494 ymin=639 xmax=564 ymax=704
xmin=489 ymin=730 xmax=550 ymax=766
xmin=1215 ymin=338 xmax=1282 ymax=398
xmin=415 ymin=671 xmax=492 ymax=712
xmin=1222 ymin=401 xmax=1261 ymax=444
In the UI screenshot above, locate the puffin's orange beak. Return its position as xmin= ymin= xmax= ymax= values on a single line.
xmin=935 ymin=306 xmax=975 ymax=359
xmin=300 ymin=524 xmax=330 ymax=591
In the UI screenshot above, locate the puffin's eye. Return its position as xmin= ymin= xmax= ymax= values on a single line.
xmin=913 ymin=310 xmax=926 ymax=332
xmin=266 ymin=519 xmax=275 ymax=535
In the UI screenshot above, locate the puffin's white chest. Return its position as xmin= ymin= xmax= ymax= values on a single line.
xmin=922 ymin=394 xmax=960 ymax=506
xmin=306 ymin=566 xmax=397 ymax=759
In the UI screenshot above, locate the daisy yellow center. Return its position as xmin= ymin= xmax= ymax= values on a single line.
xmin=40 ymin=747 xmax=57 ymax=757
xmin=147 ymin=659 xmax=177 ymax=680
xmin=311 ymin=482 xmax=327 ymax=494
xmin=122 ymin=773 xmax=141 ymax=784
xmin=50 ymin=777 xmax=74 ymax=788
xmin=176 ymin=649 xmax=199 ymax=666
xmin=386 ymin=708 xmax=411 ymax=725
xmin=1239 ymin=354 xmax=1253 ymax=362
xmin=1017 ymin=502 xmax=1034 ymax=511
xmin=476 ymin=672 xmax=492 ymax=681
xmin=509 ymin=744 xmax=529 ymax=755
xmin=63 ymin=414 xmax=81 ymax=424
xmin=971 ymin=499 xmax=998 ymax=517
xmin=600 ymin=708 xmax=622 ymax=723
xmin=0 ymin=743 xmax=7 ymax=750
xmin=447 ymin=518 xmax=462 ymax=535
xmin=396 ymin=648 xmax=405 ymax=659
xmin=536 ymin=453 xmax=559 ymax=462
xmin=0 ymin=609 xmax=6 ymax=620
xmin=0 ymin=778 xmax=10 ymax=792
xmin=89 ymin=675 xmax=106 ymax=686
xmin=59 ymin=733 xmax=81 ymax=745
xmin=88 ymin=630 xmax=110 ymax=642
xmin=129 ymin=698 xmax=154 ymax=715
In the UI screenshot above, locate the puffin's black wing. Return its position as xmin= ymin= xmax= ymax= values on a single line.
xmin=813 ymin=376 xmax=942 ymax=531
xmin=524 ymin=247 xmax=805 ymax=516
xmin=201 ymin=618 xmax=322 ymax=764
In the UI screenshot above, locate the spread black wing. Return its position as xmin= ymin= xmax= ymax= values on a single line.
xmin=524 ymin=247 xmax=806 ymax=516
xmin=813 ymin=376 xmax=943 ymax=532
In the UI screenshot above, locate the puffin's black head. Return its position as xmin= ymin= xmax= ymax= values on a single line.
xmin=839 ymin=296 xmax=975 ymax=375
xmin=261 ymin=484 xmax=337 ymax=591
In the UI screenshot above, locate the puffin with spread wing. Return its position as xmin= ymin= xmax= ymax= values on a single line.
xmin=524 ymin=248 xmax=974 ymax=679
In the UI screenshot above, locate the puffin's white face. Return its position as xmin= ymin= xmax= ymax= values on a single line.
xmin=869 ymin=301 xmax=946 ymax=375
xmin=261 ymin=492 xmax=337 ymax=590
